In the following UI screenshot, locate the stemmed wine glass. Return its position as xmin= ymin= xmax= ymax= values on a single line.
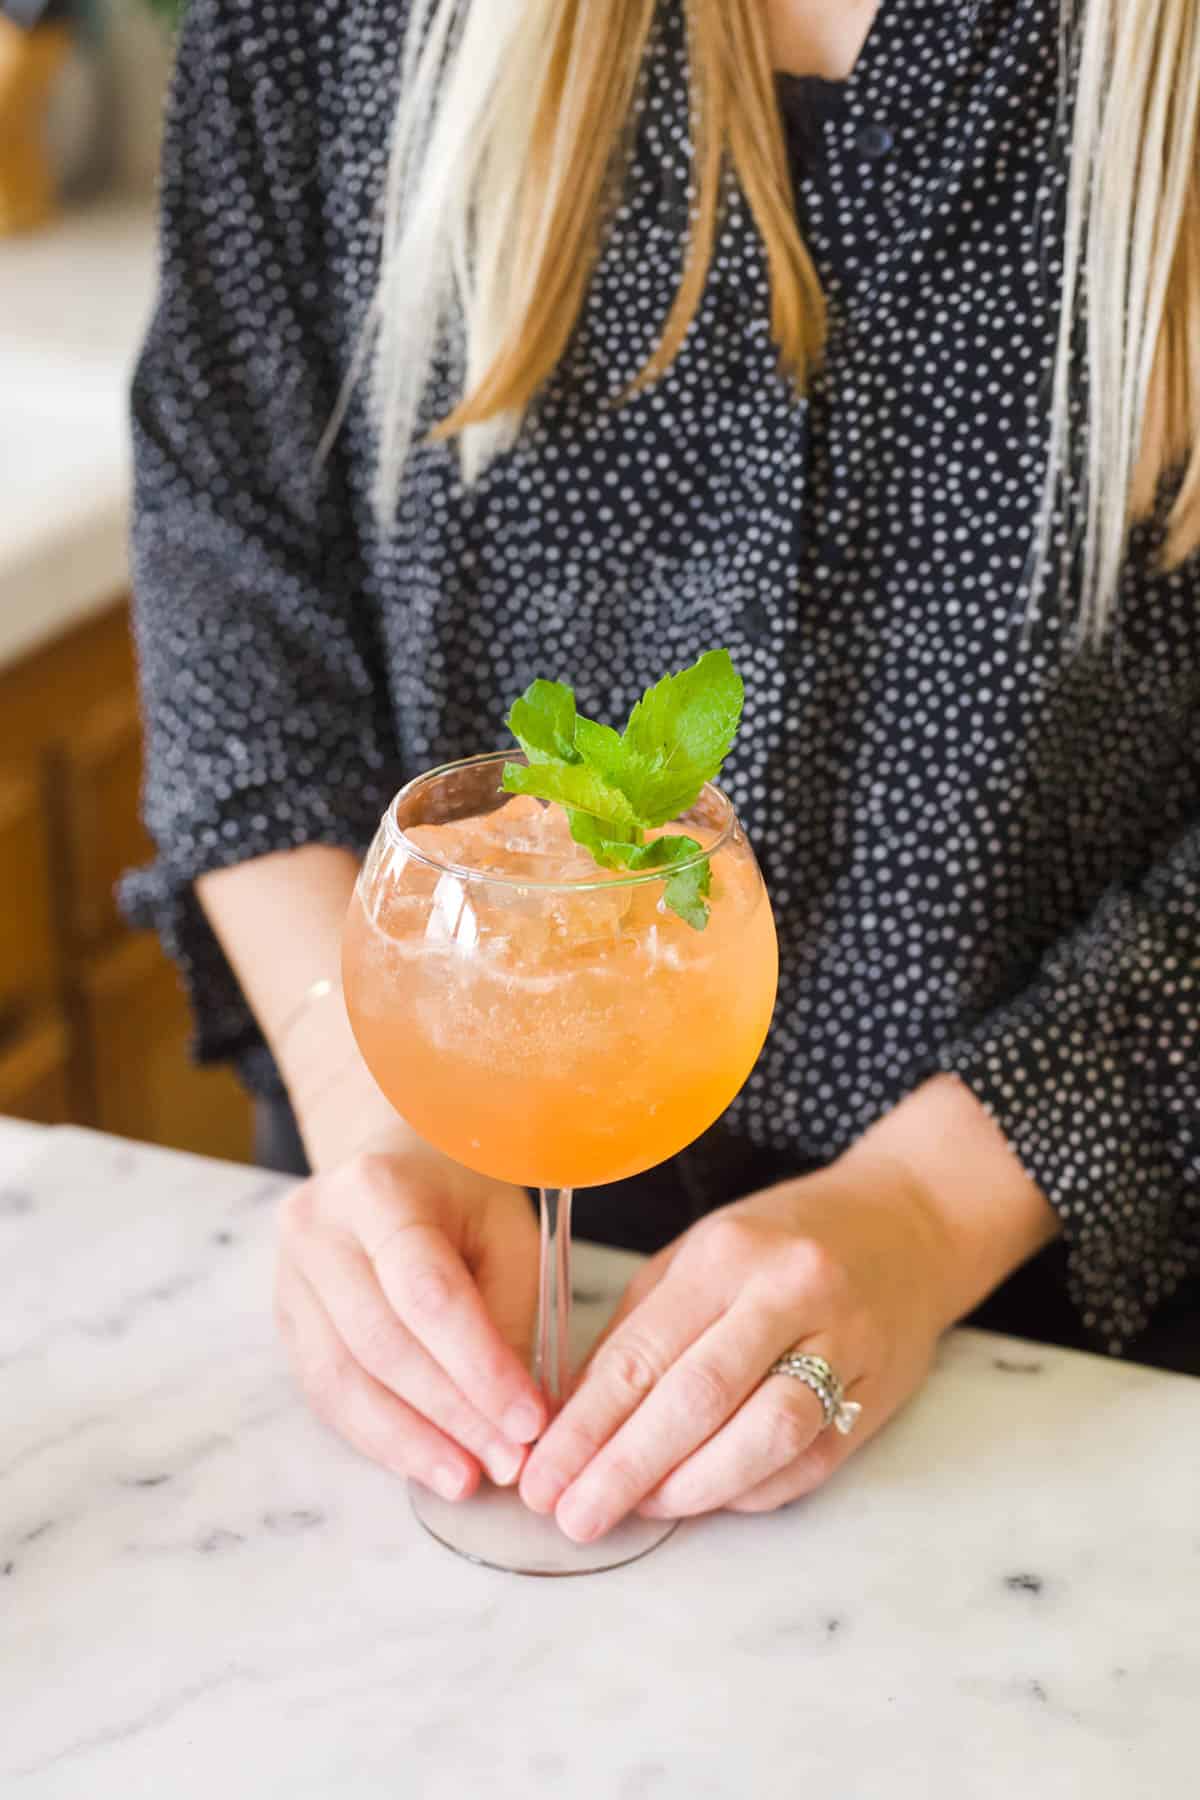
xmin=342 ymin=751 xmax=777 ymax=1574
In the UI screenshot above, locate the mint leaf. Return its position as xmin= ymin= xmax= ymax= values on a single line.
xmin=502 ymin=650 xmax=742 ymax=930
xmin=624 ymin=835 xmax=713 ymax=931
xmin=501 ymin=759 xmax=640 ymax=829
xmin=506 ymin=680 xmax=581 ymax=765
xmin=572 ymin=715 xmax=628 ymax=787
xmin=567 ymin=829 xmax=714 ymax=930
xmin=564 ymin=807 xmax=642 ymax=857
xmin=589 ymin=833 xmax=704 ymax=875
xmin=663 ymin=858 xmax=712 ymax=931
xmin=618 ymin=649 xmax=744 ymax=828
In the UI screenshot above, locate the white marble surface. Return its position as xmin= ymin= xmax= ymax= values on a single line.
xmin=2 ymin=1123 xmax=1198 ymax=1798
xmin=0 ymin=1117 xmax=44 ymax=1177
xmin=0 ymin=199 xmax=156 ymax=668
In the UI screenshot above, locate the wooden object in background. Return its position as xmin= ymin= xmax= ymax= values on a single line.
xmin=0 ymin=1012 xmax=70 ymax=1123
xmin=0 ymin=18 xmax=72 ymax=236
xmin=52 ymin=689 xmax=153 ymax=950
xmin=0 ymin=768 xmax=57 ymax=1038
xmin=75 ymin=933 xmax=253 ymax=1164
xmin=0 ymin=600 xmax=253 ymax=1160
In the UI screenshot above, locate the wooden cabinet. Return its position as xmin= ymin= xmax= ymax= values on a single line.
xmin=74 ymin=933 xmax=252 ymax=1161
xmin=0 ymin=600 xmax=252 ymax=1159
xmin=53 ymin=689 xmax=153 ymax=951
xmin=0 ymin=1014 xmax=70 ymax=1123
xmin=0 ymin=769 xmax=57 ymax=1035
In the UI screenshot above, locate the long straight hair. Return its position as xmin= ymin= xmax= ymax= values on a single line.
xmin=370 ymin=0 xmax=1200 ymax=640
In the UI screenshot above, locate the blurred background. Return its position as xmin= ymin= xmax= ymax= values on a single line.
xmin=1 ymin=0 xmax=253 ymax=1159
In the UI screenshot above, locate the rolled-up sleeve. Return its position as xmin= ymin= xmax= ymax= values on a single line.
xmin=937 ymin=812 xmax=1200 ymax=1352
xmin=121 ymin=0 xmax=401 ymax=1079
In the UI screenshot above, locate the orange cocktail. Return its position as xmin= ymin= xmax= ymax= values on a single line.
xmin=343 ymin=785 xmax=776 ymax=1190
xmin=340 ymin=716 xmax=775 ymax=1576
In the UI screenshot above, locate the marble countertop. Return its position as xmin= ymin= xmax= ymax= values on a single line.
xmin=2 ymin=1120 xmax=1198 ymax=1797
xmin=0 ymin=199 xmax=157 ymax=670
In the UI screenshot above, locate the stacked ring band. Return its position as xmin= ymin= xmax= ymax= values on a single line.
xmin=767 ymin=1350 xmax=863 ymax=1436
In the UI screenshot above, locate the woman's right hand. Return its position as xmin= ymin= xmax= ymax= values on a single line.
xmin=194 ymin=849 xmax=544 ymax=1496
xmin=275 ymin=1141 xmax=545 ymax=1501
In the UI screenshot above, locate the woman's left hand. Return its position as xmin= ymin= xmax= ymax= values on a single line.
xmin=518 ymin=1147 xmax=958 ymax=1542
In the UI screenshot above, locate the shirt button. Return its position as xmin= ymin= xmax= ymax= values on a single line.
xmin=856 ymin=121 xmax=894 ymax=159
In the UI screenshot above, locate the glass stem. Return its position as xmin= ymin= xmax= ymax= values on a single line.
xmin=534 ymin=1187 xmax=573 ymax=1414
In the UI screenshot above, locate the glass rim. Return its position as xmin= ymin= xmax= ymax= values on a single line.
xmin=381 ymin=750 xmax=737 ymax=892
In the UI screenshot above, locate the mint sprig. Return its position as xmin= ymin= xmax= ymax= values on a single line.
xmin=502 ymin=649 xmax=743 ymax=929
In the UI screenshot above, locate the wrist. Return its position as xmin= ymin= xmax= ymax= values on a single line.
xmin=292 ymin=1056 xmax=418 ymax=1172
xmin=274 ymin=978 xmax=414 ymax=1171
xmin=840 ymin=1074 xmax=1060 ymax=1331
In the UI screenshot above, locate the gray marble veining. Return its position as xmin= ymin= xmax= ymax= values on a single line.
xmin=1 ymin=1123 xmax=1198 ymax=1797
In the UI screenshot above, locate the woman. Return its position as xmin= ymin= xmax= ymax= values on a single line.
xmin=126 ymin=0 xmax=1199 ymax=1543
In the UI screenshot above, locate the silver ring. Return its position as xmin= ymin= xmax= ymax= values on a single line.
xmin=768 ymin=1350 xmax=863 ymax=1437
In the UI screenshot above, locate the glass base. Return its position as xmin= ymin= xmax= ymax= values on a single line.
xmin=411 ymin=1479 xmax=678 ymax=1576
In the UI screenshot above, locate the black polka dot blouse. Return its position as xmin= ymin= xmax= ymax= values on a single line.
xmin=124 ymin=0 xmax=1200 ymax=1354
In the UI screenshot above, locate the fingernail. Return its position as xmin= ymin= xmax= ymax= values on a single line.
xmin=432 ymin=1464 xmax=467 ymax=1502
xmin=503 ymin=1401 xmax=542 ymax=1444
xmin=486 ymin=1443 xmax=524 ymax=1487
xmin=557 ymin=1496 xmax=603 ymax=1544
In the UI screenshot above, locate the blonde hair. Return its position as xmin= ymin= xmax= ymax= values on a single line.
xmin=371 ymin=0 xmax=1200 ymax=638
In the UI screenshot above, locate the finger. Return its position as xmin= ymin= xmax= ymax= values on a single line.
xmin=468 ymin=1186 xmax=541 ymax=1369
xmin=518 ymin=1267 xmax=719 ymax=1518
xmin=548 ymin=1298 xmax=801 ymax=1543
xmin=575 ymin=1242 xmax=678 ymax=1375
xmin=724 ymin=1421 xmax=859 ymax=1513
xmin=275 ymin=1264 xmax=482 ymax=1502
xmin=722 ymin=1376 xmax=880 ymax=1515
xmin=636 ymin=1352 xmax=850 ymax=1519
xmin=293 ymin=1231 xmax=529 ymax=1487
xmin=350 ymin=1166 xmax=545 ymax=1444
xmin=639 ymin=1335 xmax=867 ymax=1519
